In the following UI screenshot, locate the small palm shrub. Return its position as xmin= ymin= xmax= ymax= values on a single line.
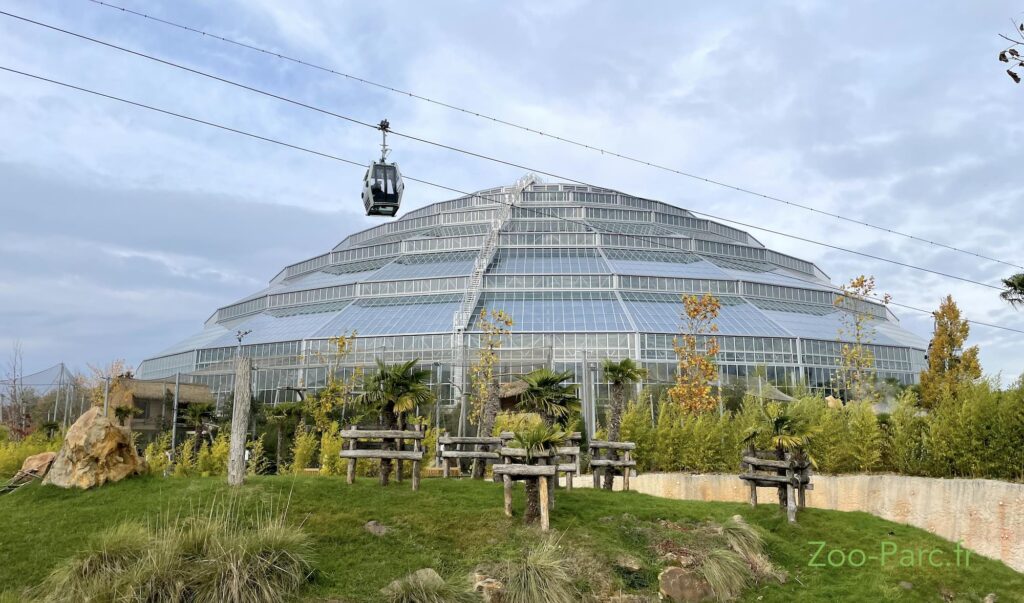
xmin=35 ymin=500 xmax=313 ymax=602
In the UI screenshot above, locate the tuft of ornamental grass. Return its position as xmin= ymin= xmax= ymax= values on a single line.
xmin=719 ymin=515 xmax=784 ymax=583
xmin=700 ymin=548 xmax=752 ymax=602
xmin=34 ymin=497 xmax=313 ymax=603
xmin=380 ymin=568 xmax=475 ymax=603
xmin=493 ymin=539 xmax=577 ymax=603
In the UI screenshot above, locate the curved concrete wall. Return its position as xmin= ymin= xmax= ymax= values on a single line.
xmin=575 ymin=473 xmax=1024 ymax=573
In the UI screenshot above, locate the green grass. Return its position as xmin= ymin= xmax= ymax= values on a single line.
xmin=0 ymin=475 xmax=1020 ymax=602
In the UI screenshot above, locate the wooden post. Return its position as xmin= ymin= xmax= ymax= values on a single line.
xmin=749 ymin=483 xmax=757 ymax=507
xmin=538 ymin=475 xmax=550 ymax=531
xmin=411 ymin=424 xmax=421 ymax=491
xmin=346 ymin=425 xmax=358 ymax=484
xmin=502 ymin=449 xmax=513 ymax=517
xmin=592 ymin=450 xmax=601 ymax=489
xmin=395 ymin=435 xmax=404 ymax=484
xmin=797 ymin=465 xmax=807 ymax=509
xmin=503 ymin=475 xmax=513 ymax=517
xmin=785 ymin=466 xmax=797 ymax=523
xmin=227 ymin=356 xmax=252 ymax=487
xmin=623 ymin=449 xmax=632 ymax=492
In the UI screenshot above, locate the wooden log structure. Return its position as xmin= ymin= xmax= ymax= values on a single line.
xmin=437 ymin=433 xmax=510 ymax=478
xmin=493 ymin=460 xmax=557 ymax=532
xmin=338 ymin=425 xmax=425 ymax=490
xmin=588 ymin=440 xmax=637 ymax=491
xmin=738 ymin=449 xmax=813 ymax=523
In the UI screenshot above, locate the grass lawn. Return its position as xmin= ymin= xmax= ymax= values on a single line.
xmin=0 ymin=474 xmax=1020 ymax=602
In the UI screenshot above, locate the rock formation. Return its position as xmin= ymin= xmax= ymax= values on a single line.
xmin=43 ymin=406 xmax=147 ymax=489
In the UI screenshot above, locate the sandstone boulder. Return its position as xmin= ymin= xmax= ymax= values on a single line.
xmin=42 ymin=407 xmax=146 ymax=489
xmin=658 ymin=567 xmax=713 ymax=602
xmin=19 ymin=451 xmax=56 ymax=477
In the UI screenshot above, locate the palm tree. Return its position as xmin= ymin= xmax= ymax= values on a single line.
xmin=1001 ymin=273 xmax=1024 ymax=308
xmin=358 ymin=359 xmax=435 ymax=486
xmin=510 ymin=423 xmax=567 ymax=524
xmin=743 ymin=401 xmax=817 ymax=506
xmin=516 ymin=368 xmax=581 ymax=427
xmin=113 ymin=405 xmax=142 ymax=428
xmin=601 ymin=358 xmax=647 ymax=490
xmin=264 ymin=402 xmax=303 ymax=473
xmin=182 ymin=402 xmax=215 ymax=456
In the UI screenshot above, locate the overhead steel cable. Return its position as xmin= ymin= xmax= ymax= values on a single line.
xmin=0 ymin=9 xmax=1007 ymax=293
xmin=3 ymin=64 xmax=1022 ymax=338
xmin=75 ymin=0 xmax=1024 ymax=271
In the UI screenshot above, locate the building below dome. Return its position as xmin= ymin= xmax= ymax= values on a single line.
xmin=138 ymin=176 xmax=927 ymax=430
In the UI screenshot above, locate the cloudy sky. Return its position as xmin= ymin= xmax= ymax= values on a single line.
xmin=1 ymin=0 xmax=1022 ymax=380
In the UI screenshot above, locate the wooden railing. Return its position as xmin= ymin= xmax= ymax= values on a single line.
xmin=338 ymin=426 xmax=425 ymax=490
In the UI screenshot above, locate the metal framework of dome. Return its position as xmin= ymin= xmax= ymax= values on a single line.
xmin=138 ymin=177 xmax=927 ymax=430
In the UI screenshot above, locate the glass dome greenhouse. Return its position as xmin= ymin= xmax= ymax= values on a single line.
xmin=138 ymin=176 xmax=926 ymax=426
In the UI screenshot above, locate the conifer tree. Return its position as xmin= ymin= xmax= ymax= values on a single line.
xmin=918 ymin=296 xmax=981 ymax=408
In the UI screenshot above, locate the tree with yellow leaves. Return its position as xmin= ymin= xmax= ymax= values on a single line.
xmin=669 ymin=294 xmax=721 ymax=413
xmin=468 ymin=308 xmax=513 ymax=478
xmin=918 ymin=295 xmax=982 ymax=408
xmin=834 ymin=275 xmax=889 ymax=403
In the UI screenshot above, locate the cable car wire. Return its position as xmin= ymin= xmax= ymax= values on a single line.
xmin=2 ymin=64 xmax=1022 ymax=338
xmin=0 ymin=9 xmax=1007 ymax=293
xmin=74 ymin=0 xmax=1024 ymax=272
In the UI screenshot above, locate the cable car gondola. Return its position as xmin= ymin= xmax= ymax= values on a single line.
xmin=362 ymin=119 xmax=404 ymax=217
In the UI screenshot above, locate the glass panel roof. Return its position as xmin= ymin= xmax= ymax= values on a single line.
xmin=207 ymin=312 xmax=339 ymax=347
xmin=620 ymin=292 xmax=791 ymax=336
xmin=323 ymin=257 xmax=394 ymax=275
xmin=153 ymin=325 xmax=230 ymax=356
xmin=489 ymin=248 xmax=610 ymax=274
xmin=366 ymin=251 xmax=477 ymax=281
xmin=701 ymin=255 xmax=773 ymax=272
xmin=588 ymin=221 xmax=677 ymax=235
xmin=604 ymin=249 xmax=731 ymax=278
xmin=267 ymin=300 xmax=353 ymax=317
xmin=717 ymin=268 xmax=832 ymax=289
xmin=313 ymin=294 xmax=462 ymax=336
xmin=471 ymin=291 xmax=632 ymax=332
xmin=747 ymin=298 xmax=837 ymax=315
xmin=274 ymin=270 xmax=367 ymax=293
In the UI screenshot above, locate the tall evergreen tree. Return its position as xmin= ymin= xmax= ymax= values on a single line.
xmin=919 ymin=295 xmax=981 ymax=408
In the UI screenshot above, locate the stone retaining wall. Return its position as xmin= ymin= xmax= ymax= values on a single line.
xmin=574 ymin=472 xmax=1024 ymax=572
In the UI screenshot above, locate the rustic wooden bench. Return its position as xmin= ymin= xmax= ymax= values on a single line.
xmin=339 ymin=426 xmax=425 ymax=490
xmin=589 ymin=440 xmax=637 ymax=491
xmin=739 ymin=449 xmax=812 ymax=523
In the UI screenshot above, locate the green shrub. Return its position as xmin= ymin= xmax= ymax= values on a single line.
xmin=290 ymin=427 xmax=318 ymax=474
xmin=173 ymin=437 xmax=197 ymax=477
xmin=35 ymin=501 xmax=313 ymax=602
xmin=620 ymin=399 xmax=656 ymax=472
xmin=143 ymin=433 xmax=171 ymax=475
xmin=0 ymin=432 xmax=62 ymax=479
xmin=492 ymin=412 xmax=542 ymax=436
xmin=319 ymin=422 xmax=344 ymax=476
xmin=846 ymin=402 xmax=881 ymax=472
